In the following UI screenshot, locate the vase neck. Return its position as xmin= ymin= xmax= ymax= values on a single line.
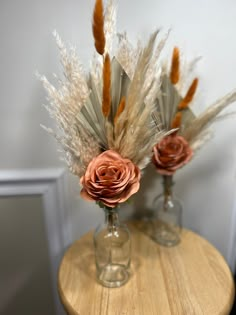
xmin=162 ymin=175 xmax=173 ymax=199
xmin=104 ymin=209 xmax=120 ymax=227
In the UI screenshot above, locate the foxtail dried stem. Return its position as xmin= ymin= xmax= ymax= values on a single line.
xmin=102 ymin=53 xmax=111 ymax=117
xmin=178 ymin=78 xmax=198 ymax=109
xmin=170 ymin=47 xmax=180 ymax=84
xmin=171 ymin=112 xmax=182 ymax=129
xmin=92 ymin=0 xmax=106 ymax=55
xmin=114 ymin=96 xmax=126 ymax=124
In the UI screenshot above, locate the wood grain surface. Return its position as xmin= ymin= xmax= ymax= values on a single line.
xmin=58 ymin=222 xmax=235 ymax=315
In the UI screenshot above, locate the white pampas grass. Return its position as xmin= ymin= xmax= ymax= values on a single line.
xmin=111 ymin=31 xmax=167 ymax=168
xmin=190 ymin=129 xmax=213 ymax=152
xmin=38 ymin=31 xmax=101 ymax=176
xmin=116 ymin=32 xmax=142 ymax=79
xmin=104 ymin=0 xmax=117 ymax=55
xmin=183 ymin=88 xmax=236 ymax=144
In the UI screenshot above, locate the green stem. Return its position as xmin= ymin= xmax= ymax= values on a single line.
xmin=105 ymin=208 xmax=119 ymax=265
xmin=163 ymin=175 xmax=173 ymax=211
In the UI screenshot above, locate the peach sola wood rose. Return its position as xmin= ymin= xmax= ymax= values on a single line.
xmin=152 ymin=135 xmax=193 ymax=176
xmin=80 ymin=150 xmax=141 ymax=208
xmin=39 ymin=0 xmax=171 ymax=287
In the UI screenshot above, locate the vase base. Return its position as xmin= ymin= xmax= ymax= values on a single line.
xmin=153 ymin=226 xmax=180 ymax=247
xmin=97 ymin=264 xmax=129 ymax=288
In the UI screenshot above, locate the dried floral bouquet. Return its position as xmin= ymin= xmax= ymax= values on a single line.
xmin=38 ymin=0 xmax=171 ymax=286
xmin=39 ymin=0 xmax=171 ymax=209
xmin=151 ymin=46 xmax=236 ymax=246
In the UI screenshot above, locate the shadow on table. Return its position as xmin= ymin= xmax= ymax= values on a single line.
xmin=71 ymin=238 xmax=143 ymax=285
xmin=230 ymin=274 xmax=236 ymax=314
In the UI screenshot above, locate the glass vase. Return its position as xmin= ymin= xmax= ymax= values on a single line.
xmin=93 ymin=207 xmax=131 ymax=288
xmin=152 ymin=175 xmax=182 ymax=246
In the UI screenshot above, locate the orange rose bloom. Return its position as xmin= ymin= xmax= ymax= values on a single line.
xmin=152 ymin=135 xmax=193 ymax=175
xmin=80 ymin=150 xmax=141 ymax=208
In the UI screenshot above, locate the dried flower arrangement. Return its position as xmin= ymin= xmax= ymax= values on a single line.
xmin=151 ymin=46 xmax=236 ymax=247
xmin=152 ymin=46 xmax=236 ymax=175
xmin=38 ymin=0 xmax=170 ymax=209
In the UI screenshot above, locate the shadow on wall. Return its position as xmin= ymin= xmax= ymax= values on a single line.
xmin=132 ymin=163 xmax=161 ymax=219
xmin=0 ymin=260 xmax=55 ymax=315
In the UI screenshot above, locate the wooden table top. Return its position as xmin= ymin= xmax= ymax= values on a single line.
xmin=58 ymin=222 xmax=235 ymax=315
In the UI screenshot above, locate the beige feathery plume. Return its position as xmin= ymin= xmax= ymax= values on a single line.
xmin=92 ymin=0 xmax=106 ymax=55
xmin=114 ymin=31 xmax=157 ymax=139
xmin=171 ymin=112 xmax=182 ymax=129
xmin=190 ymin=129 xmax=212 ymax=152
xmin=183 ymin=88 xmax=236 ymax=143
xmin=104 ymin=0 xmax=117 ymax=55
xmin=114 ymin=96 xmax=126 ymax=124
xmin=170 ymin=47 xmax=180 ymax=84
xmin=102 ymin=53 xmax=111 ymax=117
xmin=116 ymin=32 xmax=142 ymax=79
xmin=38 ymin=32 xmax=102 ymax=177
xmin=124 ymin=31 xmax=159 ymax=116
xmin=144 ymin=30 xmax=170 ymax=105
xmin=112 ymin=31 xmax=168 ymax=168
xmin=178 ymin=78 xmax=198 ymax=110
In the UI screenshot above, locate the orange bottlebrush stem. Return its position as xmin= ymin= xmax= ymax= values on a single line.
xmin=102 ymin=53 xmax=111 ymax=117
xmin=178 ymin=78 xmax=198 ymax=110
xmin=92 ymin=0 xmax=105 ymax=55
xmin=170 ymin=47 xmax=180 ymax=85
xmin=171 ymin=112 xmax=182 ymax=129
xmin=114 ymin=96 xmax=126 ymax=124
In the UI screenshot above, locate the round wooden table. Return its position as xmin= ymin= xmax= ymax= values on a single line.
xmin=58 ymin=222 xmax=235 ymax=315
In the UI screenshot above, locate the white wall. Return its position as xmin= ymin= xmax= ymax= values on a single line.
xmin=1 ymin=0 xmax=236 ymax=270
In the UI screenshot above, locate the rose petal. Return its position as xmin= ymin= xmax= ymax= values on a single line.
xmin=80 ymin=150 xmax=141 ymax=207
xmin=153 ymin=135 xmax=193 ymax=175
xmin=80 ymin=188 xmax=96 ymax=201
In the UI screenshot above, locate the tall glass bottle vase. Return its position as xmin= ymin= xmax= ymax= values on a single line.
xmin=152 ymin=175 xmax=182 ymax=246
xmin=94 ymin=208 xmax=131 ymax=288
